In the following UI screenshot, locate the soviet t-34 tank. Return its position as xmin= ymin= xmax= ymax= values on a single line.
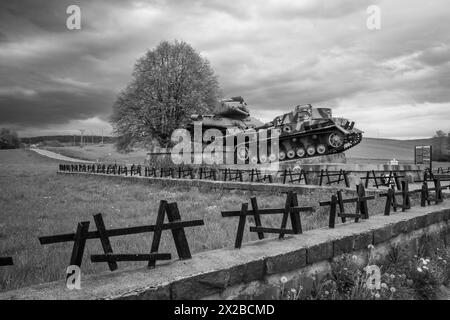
xmin=186 ymin=97 xmax=363 ymax=163
xmin=187 ymin=96 xmax=264 ymax=134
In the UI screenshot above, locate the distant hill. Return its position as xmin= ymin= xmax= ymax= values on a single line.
xmin=20 ymin=135 xmax=117 ymax=145
xmin=345 ymin=137 xmax=435 ymax=160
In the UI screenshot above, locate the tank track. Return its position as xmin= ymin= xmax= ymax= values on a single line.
xmin=234 ymin=127 xmax=363 ymax=163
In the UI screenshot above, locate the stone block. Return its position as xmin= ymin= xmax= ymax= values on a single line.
xmin=413 ymin=215 xmax=427 ymax=230
xmin=307 ymin=242 xmax=333 ymax=265
xmin=392 ymin=220 xmax=409 ymax=236
xmin=373 ymin=224 xmax=394 ymax=244
xmin=353 ymin=232 xmax=373 ymax=251
xmin=333 ymin=235 xmax=355 ymax=256
xmin=171 ymin=269 xmax=232 ymax=300
xmin=265 ymin=249 xmax=307 ymax=275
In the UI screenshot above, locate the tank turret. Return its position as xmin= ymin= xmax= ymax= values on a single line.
xmin=186 ymin=96 xmax=264 ymax=134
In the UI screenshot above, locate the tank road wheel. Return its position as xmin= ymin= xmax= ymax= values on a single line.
xmin=250 ymin=156 xmax=258 ymax=165
xmin=306 ymin=146 xmax=316 ymax=156
xmin=279 ymin=151 xmax=286 ymax=161
xmin=282 ymin=125 xmax=292 ymax=133
xmin=296 ymin=148 xmax=306 ymax=158
xmin=328 ymin=132 xmax=344 ymax=148
xmin=269 ymin=153 xmax=277 ymax=162
xmin=236 ymin=145 xmax=249 ymax=161
xmin=259 ymin=154 xmax=268 ymax=163
xmin=317 ymin=144 xmax=327 ymax=155
xmin=287 ymin=149 xmax=296 ymax=159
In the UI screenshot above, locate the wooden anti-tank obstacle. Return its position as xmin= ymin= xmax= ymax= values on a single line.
xmin=319 ymin=183 xmax=374 ymax=228
xmin=249 ymin=168 xmax=273 ymax=183
xmin=281 ymin=168 xmax=309 ymax=185
xmin=379 ymin=180 xmax=415 ymax=216
xmin=361 ymin=170 xmax=404 ymax=190
xmin=221 ymin=192 xmax=314 ymax=248
xmin=319 ymin=169 xmax=350 ymax=188
xmin=38 ymin=200 xmax=204 ymax=271
xmin=221 ymin=168 xmax=244 ymax=182
xmin=420 ymin=177 xmax=450 ymax=206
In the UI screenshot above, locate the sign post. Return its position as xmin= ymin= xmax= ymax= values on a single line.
xmin=415 ymin=145 xmax=433 ymax=172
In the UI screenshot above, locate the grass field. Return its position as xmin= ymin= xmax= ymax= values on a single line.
xmin=0 ymin=149 xmax=355 ymax=292
xmin=0 ymin=146 xmax=439 ymax=292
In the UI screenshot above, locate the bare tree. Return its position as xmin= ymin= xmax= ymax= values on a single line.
xmin=111 ymin=40 xmax=220 ymax=151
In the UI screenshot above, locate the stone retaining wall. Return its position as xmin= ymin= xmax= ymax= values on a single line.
xmin=1 ymin=202 xmax=449 ymax=300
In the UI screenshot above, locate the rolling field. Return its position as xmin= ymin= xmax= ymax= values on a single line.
xmin=44 ymin=137 xmax=449 ymax=167
xmin=0 ymin=149 xmax=344 ymax=292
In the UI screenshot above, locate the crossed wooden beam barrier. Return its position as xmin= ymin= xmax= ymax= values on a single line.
xmin=420 ymin=178 xmax=450 ymax=206
xmin=249 ymin=169 xmax=273 ymax=183
xmin=319 ymin=169 xmax=350 ymax=188
xmin=281 ymin=168 xmax=309 ymax=185
xmin=379 ymin=180 xmax=414 ymax=216
xmin=360 ymin=170 xmax=405 ymax=190
xmin=319 ymin=183 xmax=374 ymax=228
xmin=221 ymin=168 xmax=244 ymax=182
xmin=39 ymin=201 xmax=204 ymax=271
xmin=222 ymin=192 xmax=314 ymax=249
xmin=178 ymin=167 xmax=194 ymax=179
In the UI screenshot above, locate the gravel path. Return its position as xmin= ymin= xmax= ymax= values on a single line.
xmin=30 ymin=148 xmax=94 ymax=163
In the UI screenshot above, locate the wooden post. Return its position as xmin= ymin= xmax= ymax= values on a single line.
xmin=337 ymin=190 xmax=346 ymax=223
xmin=435 ymin=178 xmax=443 ymax=203
xmin=329 ymin=195 xmax=337 ymax=228
xmin=166 ymin=202 xmax=192 ymax=260
xmin=420 ymin=182 xmax=429 ymax=207
xmin=288 ymin=192 xmax=302 ymax=234
xmin=343 ymin=170 xmax=350 ymax=188
xmin=93 ymin=213 xmax=118 ymax=271
xmin=357 ymin=183 xmax=369 ymax=220
xmin=401 ymin=180 xmax=411 ymax=211
xmin=250 ymin=197 xmax=264 ymax=240
xmin=234 ymin=203 xmax=248 ymax=249
xmin=319 ymin=169 xmax=324 ymax=186
xmin=69 ymin=221 xmax=90 ymax=268
xmin=148 ymin=201 xmax=167 ymax=268
xmin=0 ymin=257 xmax=13 ymax=266
xmin=384 ymin=188 xmax=394 ymax=216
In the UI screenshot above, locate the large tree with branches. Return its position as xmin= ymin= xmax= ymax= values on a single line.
xmin=111 ymin=40 xmax=220 ymax=151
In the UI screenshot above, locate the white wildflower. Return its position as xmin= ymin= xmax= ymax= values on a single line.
xmin=417 ymin=267 xmax=423 ymax=273
xmin=280 ymin=276 xmax=288 ymax=284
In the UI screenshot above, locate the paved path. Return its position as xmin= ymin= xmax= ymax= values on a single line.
xmin=30 ymin=148 xmax=93 ymax=163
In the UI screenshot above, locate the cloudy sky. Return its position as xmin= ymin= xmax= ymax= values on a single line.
xmin=0 ymin=0 xmax=449 ymax=139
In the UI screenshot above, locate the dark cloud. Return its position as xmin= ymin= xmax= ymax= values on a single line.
xmin=0 ymin=88 xmax=115 ymax=127
xmin=0 ymin=0 xmax=449 ymax=138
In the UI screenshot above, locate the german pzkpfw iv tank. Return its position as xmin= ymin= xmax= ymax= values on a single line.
xmin=186 ymin=97 xmax=363 ymax=163
xmin=253 ymin=103 xmax=363 ymax=162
